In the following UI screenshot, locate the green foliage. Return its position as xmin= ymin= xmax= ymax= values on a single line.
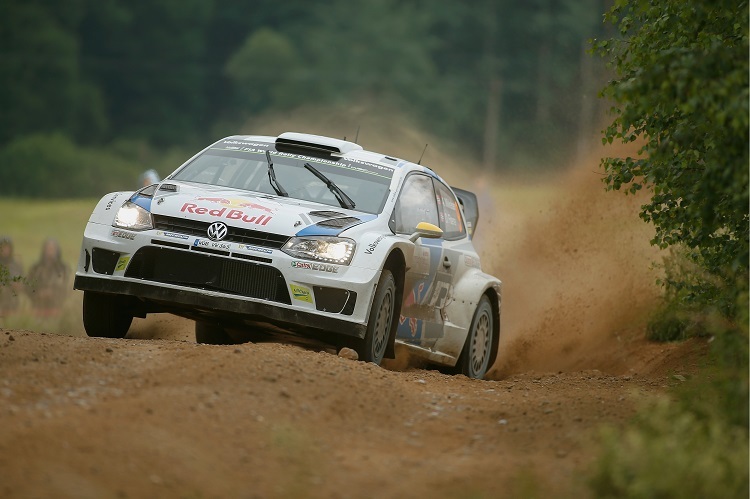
xmin=0 ymin=0 xmax=108 ymax=144
xmin=300 ymin=0 xmax=438 ymax=106
xmin=225 ymin=28 xmax=304 ymax=113
xmin=0 ymin=133 xmax=143 ymax=197
xmin=0 ymin=0 xmax=608 ymax=170
xmin=594 ymin=0 xmax=749 ymax=317
xmin=590 ymin=312 xmax=749 ymax=498
xmin=0 ymin=264 xmax=24 ymax=288
xmin=646 ymin=308 xmax=694 ymax=342
xmin=589 ymin=396 xmax=748 ymax=499
xmin=591 ymin=4 xmax=749 ymax=496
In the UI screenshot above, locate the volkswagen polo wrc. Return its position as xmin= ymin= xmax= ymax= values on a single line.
xmin=74 ymin=132 xmax=502 ymax=379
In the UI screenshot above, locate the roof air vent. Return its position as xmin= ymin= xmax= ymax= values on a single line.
xmin=275 ymin=132 xmax=363 ymax=158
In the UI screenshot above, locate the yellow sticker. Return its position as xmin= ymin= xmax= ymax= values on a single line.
xmin=115 ymin=256 xmax=130 ymax=272
xmin=290 ymin=284 xmax=313 ymax=304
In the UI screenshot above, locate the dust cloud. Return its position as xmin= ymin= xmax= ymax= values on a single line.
xmin=477 ymin=152 xmax=662 ymax=378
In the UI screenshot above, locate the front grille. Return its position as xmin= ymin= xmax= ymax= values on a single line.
xmin=125 ymin=246 xmax=290 ymax=304
xmin=152 ymin=215 xmax=289 ymax=249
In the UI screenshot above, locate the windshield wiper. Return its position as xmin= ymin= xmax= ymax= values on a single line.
xmin=303 ymin=162 xmax=356 ymax=210
xmin=266 ymin=150 xmax=288 ymax=197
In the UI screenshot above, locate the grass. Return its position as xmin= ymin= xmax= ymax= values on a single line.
xmin=0 ymin=197 xmax=96 ymax=335
xmin=0 ymin=197 xmax=97 ymax=270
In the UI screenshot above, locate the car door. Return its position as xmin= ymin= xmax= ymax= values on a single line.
xmin=432 ymin=180 xmax=473 ymax=325
xmin=389 ymin=173 xmax=446 ymax=348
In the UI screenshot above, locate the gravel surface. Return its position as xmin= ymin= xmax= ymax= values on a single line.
xmin=0 ymin=324 xmax=705 ymax=498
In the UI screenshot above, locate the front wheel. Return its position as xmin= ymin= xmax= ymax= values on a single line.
xmin=356 ymin=269 xmax=396 ymax=364
xmin=457 ymin=296 xmax=494 ymax=379
xmin=83 ymin=291 xmax=133 ymax=338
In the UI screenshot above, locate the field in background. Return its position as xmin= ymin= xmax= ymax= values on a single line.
xmin=0 ymin=198 xmax=97 ymax=335
xmin=0 ymin=198 xmax=96 ymax=269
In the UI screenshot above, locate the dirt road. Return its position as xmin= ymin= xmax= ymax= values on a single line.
xmin=0 ymin=324 xmax=704 ymax=499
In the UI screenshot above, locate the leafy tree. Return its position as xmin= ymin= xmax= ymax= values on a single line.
xmin=298 ymin=0 xmax=437 ymax=109
xmin=225 ymin=28 xmax=304 ymax=114
xmin=0 ymin=0 xmax=107 ymax=144
xmin=0 ymin=0 xmax=612 ymax=168
xmin=595 ymin=0 xmax=749 ymax=316
xmin=78 ymin=0 xmax=214 ymax=145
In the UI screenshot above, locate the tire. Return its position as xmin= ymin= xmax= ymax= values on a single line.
xmin=356 ymin=269 xmax=397 ymax=364
xmin=457 ymin=296 xmax=494 ymax=379
xmin=83 ymin=291 xmax=133 ymax=338
xmin=195 ymin=320 xmax=232 ymax=345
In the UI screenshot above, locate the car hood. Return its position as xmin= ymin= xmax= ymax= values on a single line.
xmin=143 ymin=183 xmax=377 ymax=237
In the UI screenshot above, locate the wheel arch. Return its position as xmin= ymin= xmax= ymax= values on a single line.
xmin=382 ymin=248 xmax=406 ymax=359
xmin=483 ymin=287 xmax=501 ymax=370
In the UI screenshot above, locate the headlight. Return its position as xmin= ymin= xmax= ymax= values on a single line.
xmin=113 ymin=201 xmax=153 ymax=231
xmin=282 ymin=236 xmax=355 ymax=265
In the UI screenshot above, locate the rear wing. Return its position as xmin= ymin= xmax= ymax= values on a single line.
xmin=451 ymin=187 xmax=479 ymax=238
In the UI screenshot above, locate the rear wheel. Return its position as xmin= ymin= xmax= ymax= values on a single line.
xmin=356 ymin=269 xmax=396 ymax=364
xmin=457 ymin=296 xmax=494 ymax=379
xmin=83 ymin=291 xmax=133 ymax=338
xmin=195 ymin=320 xmax=232 ymax=344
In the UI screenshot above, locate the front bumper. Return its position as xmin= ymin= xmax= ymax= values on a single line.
xmin=74 ymin=274 xmax=367 ymax=338
xmin=75 ymin=221 xmax=381 ymax=339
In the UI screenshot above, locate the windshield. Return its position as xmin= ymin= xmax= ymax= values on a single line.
xmin=171 ymin=140 xmax=394 ymax=214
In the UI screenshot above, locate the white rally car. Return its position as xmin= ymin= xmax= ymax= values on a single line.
xmin=74 ymin=132 xmax=502 ymax=379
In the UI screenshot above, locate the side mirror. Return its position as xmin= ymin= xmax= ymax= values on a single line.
xmin=409 ymin=222 xmax=443 ymax=242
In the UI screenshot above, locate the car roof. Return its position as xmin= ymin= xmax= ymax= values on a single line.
xmin=222 ymin=132 xmax=440 ymax=180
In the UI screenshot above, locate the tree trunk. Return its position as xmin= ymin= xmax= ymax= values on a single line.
xmin=483 ymin=77 xmax=502 ymax=173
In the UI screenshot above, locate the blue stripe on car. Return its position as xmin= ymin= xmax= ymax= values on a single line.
xmin=295 ymin=225 xmax=344 ymax=237
xmin=130 ymin=194 xmax=152 ymax=211
xmin=294 ymin=214 xmax=378 ymax=237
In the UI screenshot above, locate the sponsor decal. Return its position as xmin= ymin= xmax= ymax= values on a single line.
xmin=194 ymin=238 xmax=231 ymax=251
xmin=464 ymin=255 xmax=481 ymax=268
xmin=364 ymin=235 xmax=386 ymax=255
xmin=180 ymin=203 xmax=272 ymax=226
xmin=111 ymin=229 xmax=136 ymax=240
xmin=237 ymin=244 xmax=273 ymax=255
xmin=289 ymin=284 xmax=313 ymax=304
xmin=413 ymin=247 xmax=431 ymax=273
xmin=105 ymin=193 xmax=120 ymax=211
xmin=291 ymin=261 xmax=339 ymax=273
xmin=195 ymin=197 xmax=275 ymax=214
xmin=156 ymin=231 xmax=189 ymax=240
xmin=115 ymin=256 xmax=130 ymax=272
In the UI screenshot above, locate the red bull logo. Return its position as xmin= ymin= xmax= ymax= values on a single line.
xmin=180 ymin=203 xmax=272 ymax=226
xmin=195 ymin=197 xmax=274 ymax=214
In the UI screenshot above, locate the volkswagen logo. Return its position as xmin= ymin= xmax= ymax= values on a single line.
xmin=207 ymin=222 xmax=228 ymax=241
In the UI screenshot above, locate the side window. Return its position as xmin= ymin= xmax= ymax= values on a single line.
xmin=434 ymin=181 xmax=466 ymax=240
xmin=391 ymin=174 xmax=439 ymax=234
